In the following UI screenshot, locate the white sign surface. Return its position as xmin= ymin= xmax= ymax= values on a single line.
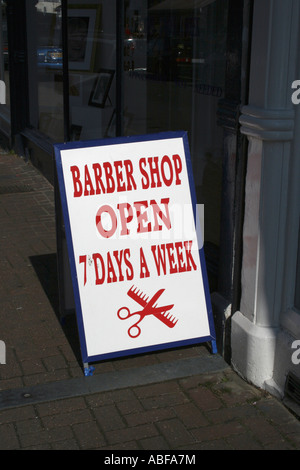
xmin=55 ymin=132 xmax=216 ymax=363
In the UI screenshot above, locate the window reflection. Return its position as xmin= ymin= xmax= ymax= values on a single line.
xmin=26 ymin=0 xmax=227 ymax=250
xmin=124 ymin=0 xmax=228 ymax=248
xmin=27 ymin=1 xmax=63 ymax=141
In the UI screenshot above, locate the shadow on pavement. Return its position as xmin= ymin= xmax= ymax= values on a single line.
xmin=29 ymin=253 xmax=82 ymax=365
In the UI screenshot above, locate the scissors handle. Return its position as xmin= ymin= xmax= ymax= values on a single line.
xmin=128 ymin=323 xmax=141 ymax=338
xmin=117 ymin=306 xmax=131 ymax=320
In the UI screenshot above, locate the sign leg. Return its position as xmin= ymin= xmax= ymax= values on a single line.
xmin=84 ymin=363 xmax=95 ymax=376
xmin=211 ymin=340 xmax=218 ymax=354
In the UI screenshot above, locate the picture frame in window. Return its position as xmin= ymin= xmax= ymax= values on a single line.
xmin=89 ymin=69 xmax=115 ymax=108
xmin=67 ymin=5 xmax=101 ymax=72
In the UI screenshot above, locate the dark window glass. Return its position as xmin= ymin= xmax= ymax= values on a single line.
xmin=123 ymin=0 xmax=228 ymax=247
xmin=68 ymin=2 xmax=116 ymax=141
xmin=27 ymin=1 xmax=64 ymax=141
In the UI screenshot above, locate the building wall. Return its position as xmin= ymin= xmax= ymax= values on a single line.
xmin=231 ymin=0 xmax=300 ymax=397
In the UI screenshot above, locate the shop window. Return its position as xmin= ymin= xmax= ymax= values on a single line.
xmin=27 ymin=0 xmax=64 ymax=141
xmin=26 ymin=0 xmax=228 ymax=251
xmin=66 ymin=0 xmax=227 ymax=248
xmin=123 ymin=0 xmax=228 ymax=248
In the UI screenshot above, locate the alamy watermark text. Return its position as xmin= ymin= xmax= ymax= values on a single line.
xmin=291 ymin=80 xmax=300 ymax=104
xmin=292 ymin=340 xmax=300 ymax=365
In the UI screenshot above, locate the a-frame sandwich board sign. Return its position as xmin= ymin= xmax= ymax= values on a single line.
xmin=54 ymin=131 xmax=217 ymax=375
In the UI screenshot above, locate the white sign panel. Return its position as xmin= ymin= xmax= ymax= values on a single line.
xmin=54 ymin=132 xmax=216 ymax=364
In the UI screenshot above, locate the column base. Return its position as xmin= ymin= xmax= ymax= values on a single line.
xmin=231 ymin=311 xmax=278 ymax=389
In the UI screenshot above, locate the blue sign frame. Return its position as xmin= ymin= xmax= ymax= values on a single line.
xmin=54 ymin=131 xmax=217 ymax=370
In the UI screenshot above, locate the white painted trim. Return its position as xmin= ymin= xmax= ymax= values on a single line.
xmin=231 ymin=311 xmax=278 ymax=389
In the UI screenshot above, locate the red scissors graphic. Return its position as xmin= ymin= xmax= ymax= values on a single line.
xmin=118 ymin=286 xmax=178 ymax=338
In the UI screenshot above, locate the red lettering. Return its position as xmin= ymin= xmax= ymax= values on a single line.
xmin=149 ymin=156 xmax=162 ymax=188
xmin=92 ymin=249 xmax=133 ymax=284
xmin=118 ymin=203 xmax=134 ymax=236
xmin=96 ymin=199 xmax=172 ymax=238
xmin=166 ymin=243 xmax=178 ymax=274
xmin=113 ymin=250 xmax=125 ymax=282
xmin=151 ymin=241 xmax=197 ymax=276
xmin=114 ymin=160 xmax=126 ymax=192
xmin=134 ymin=201 xmax=151 ymax=233
xmin=151 ymin=244 xmax=167 ymax=276
xmin=95 ymin=205 xmax=117 ymax=238
xmin=93 ymin=253 xmax=105 ymax=285
xmin=84 ymin=165 xmax=95 ymax=196
xmin=172 ymin=154 xmax=183 ymax=185
xmin=175 ymin=242 xmax=186 ymax=272
xmin=107 ymin=252 xmax=117 ymax=283
xmin=92 ymin=163 xmax=106 ymax=194
xmin=139 ymin=158 xmax=149 ymax=189
xmin=139 ymin=247 xmax=150 ymax=278
xmin=70 ymin=154 xmax=180 ymax=198
xmin=161 ymin=155 xmax=173 ymax=186
xmin=151 ymin=198 xmax=171 ymax=231
xmin=123 ymin=160 xmax=137 ymax=191
xmin=139 ymin=154 xmax=183 ymax=189
xmin=79 ymin=255 xmax=87 ymax=285
xmin=124 ymin=248 xmax=134 ymax=280
xmin=184 ymin=240 xmax=197 ymax=271
xmin=103 ymin=162 xmax=115 ymax=193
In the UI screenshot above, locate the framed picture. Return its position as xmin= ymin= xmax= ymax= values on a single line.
xmin=67 ymin=6 xmax=101 ymax=71
xmin=89 ymin=69 xmax=115 ymax=108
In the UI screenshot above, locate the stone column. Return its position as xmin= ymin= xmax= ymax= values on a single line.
xmin=231 ymin=0 xmax=298 ymax=388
